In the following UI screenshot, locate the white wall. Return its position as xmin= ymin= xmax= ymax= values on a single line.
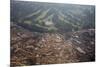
xmin=18 ymin=0 xmax=95 ymax=5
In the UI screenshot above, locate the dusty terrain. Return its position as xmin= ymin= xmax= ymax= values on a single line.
xmin=11 ymin=25 xmax=95 ymax=66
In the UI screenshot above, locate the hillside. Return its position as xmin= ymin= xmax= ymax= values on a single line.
xmin=11 ymin=24 xmax=95 ymax=66
xmin=11 ymin=1 xmax=95 ymax=33
xmin=10 ymin=1 xmax=95 ymax=66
